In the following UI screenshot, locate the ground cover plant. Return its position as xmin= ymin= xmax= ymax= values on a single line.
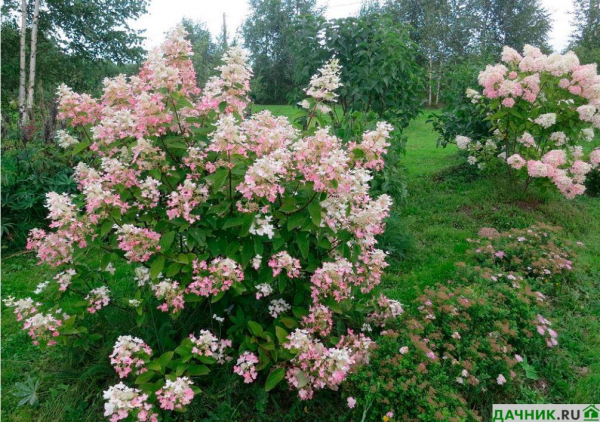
xmin=448 ymin=45 xmax=600 ymax=199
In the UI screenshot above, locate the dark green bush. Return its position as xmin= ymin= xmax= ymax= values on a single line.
xmin=1 ymin=139 xmax=76 ymax=250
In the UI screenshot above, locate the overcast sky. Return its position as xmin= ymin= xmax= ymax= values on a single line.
xmin=130 ymin=0 xmax=576 ymax=52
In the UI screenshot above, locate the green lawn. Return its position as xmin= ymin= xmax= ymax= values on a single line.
xmin=252 ymin=104 xmax=297 ymax=119
xmin=2 ymin=108 xmax=599 ymax=420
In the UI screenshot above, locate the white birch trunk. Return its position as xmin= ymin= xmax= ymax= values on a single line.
xmin=25 ymin=0 xmax=40 ymax=124
xmin=18 ymin=0 xmax=28 ymax=126
xmin=428 ymin=55 xmax=432 ymax=106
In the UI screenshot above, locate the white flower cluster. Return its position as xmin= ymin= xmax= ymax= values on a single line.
xmin=56 ymin=130 xmax=79 ymax=148
xmin=302 ymin=58 xmax=342 ymax=109
xmin=268 ymin=299 xmax=291 ymax=318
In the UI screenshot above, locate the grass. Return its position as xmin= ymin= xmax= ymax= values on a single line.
xmin=2 ymin=107 xmax=599 ymax=420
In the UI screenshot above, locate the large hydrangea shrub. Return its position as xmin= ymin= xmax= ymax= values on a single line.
xmin=454 ymin=45 xmax=600 ymax=198
xmin=4 ymin=26 xmax=403 ymax=419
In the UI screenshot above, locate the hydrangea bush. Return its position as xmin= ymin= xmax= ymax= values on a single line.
xmin=454 ymin=45 xmax=600 ymax=198
xmin=3 ymin=27 xmax=403 ymax=419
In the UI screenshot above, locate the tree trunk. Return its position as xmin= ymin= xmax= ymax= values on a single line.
xmin=25 ymin=0 xmax=40 ymax=124
xmin=435 ymin=72 xmax=441 ymax=106
xmin=18 ymin=0 xmax=28 ymax=127
xmin=428 ymin=55 xmax=432 ymax=106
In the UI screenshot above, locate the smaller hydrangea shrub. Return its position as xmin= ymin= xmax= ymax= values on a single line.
xmin=453 ymin=45 xmax=600 ymax=198
xmin=466 ymin=224 xmax=578 ymax=293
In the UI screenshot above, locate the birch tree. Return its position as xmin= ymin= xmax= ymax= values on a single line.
xmin=24 ymin=0 xmax=39 ymax=125
xmin=18 ymin=0 xmax=27 ymax=126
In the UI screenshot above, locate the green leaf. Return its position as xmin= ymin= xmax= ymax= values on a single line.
xmin=297 ymin=233 xmax=309 ymax=259
xmin=279 ymin=317 xmax=298 ymax=329
xmin=259 ymin=341 xmax=275 ymax=351
xmin=308 ymin=200 xmax=322 ymax=226
xmin=275 ymin=326 xmax=289 ymax=344
xmin=150 ymin=256 xmax=165 ymax=279
xmin=157 ymin=351 xmax=174 ymax=369
xmin=135 ymin=371 xmax=155 ymax=384
xmin=100 ymin=221 xmax=113 ymax=237
xmin=352 ymin=147 xmax=366 ymax=159
xmin=159 ymin=231 xmax=176 ymax=251
xmin=72 ymin=141 xmax=90 ymax=156
xmin=225 ymin=241 xmax=240 ymax=257
xmin=248 ymin=321 xmax=263 ymax=337
xmin=187 ymin=365 xmax=210 ymax=376
xmin=265 ymin=368 xmax=285 ymax=392
xmin=222 ymin=218 xmax=244 ymax=229
xmin=287 ymin=213 xmax=307 ymax=231
xmin=206 ymin=168 xmax=229 ymax=193
xmin=211 ymin=290 xmax=226 ymax=303
xmin=174 ymin=345 xmax=192 ymax=357
xmin=165 ymin=262 xmax=182 ymax=277
xmin=146 ymin=361 xmax=162 ymax=372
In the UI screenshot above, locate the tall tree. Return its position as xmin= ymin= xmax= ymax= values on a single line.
xmin=383 ymin=0 xmax=475 ymax=105
xmin=569 ymin=0 xmax=600 ymax=64
xmin=2 ymin=0 xmax=149 ymax=128
xmin=242 ymin=0 xmax=323 ymax=104
xmin=474 ymin=0 xmax=551 ymax=55
xmin=24 ymin=0 xmax=40 ymax=124
xmin=18 ymin=0 xmax=27 ymax=124
xmin=180 ymin=19 xmax=220 ymax=88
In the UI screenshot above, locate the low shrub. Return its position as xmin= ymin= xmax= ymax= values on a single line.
xmin=1 ymin=138 xmax=77 ymax=250
xmin=466 ymin=224 xmax=578 ymax=293
xmin=345 ymin=225 xmax=575 ymax=421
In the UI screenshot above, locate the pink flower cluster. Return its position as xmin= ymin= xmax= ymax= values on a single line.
xmin=16 ymin=26 xmax=400 ymax=406
xmin=155 ymin=377 xmax=195 ymax=411
xmin=284 ymin=329 xmax=372 ymax=400
xmin=241 ymin=110 xmax=298 ymax=156
xmin=167 ymin=179 xmax=209 ymax=223
xmin=535 ymin=314 xmax=558 ymax=348
xmin=3 ymin=296 xmax=40 ymax=321
xmin=86 ymin=286 xmax=111 ymax=313
xmin=110 ymin=336 xmax=153 ymax=378
xmin=103 ymin=382 xmax=158 ymax=422
xmin=310 ymin=259 xmax=355 ymax=303
xmin=523 ymin=148 xmax=593 ymax=198
xmin=152 ymin=279 xmax=185 ymax=313
xmin=458 ymin=45 xmax=599 ymax=198
xmin=189 ymin=330 xmax=233 ymax=364
xmin=116 ymin=225 xmax=162 ymax=262
xmin=23 ymin=312 xmax=63 ymax=346
xmin=268 ymin=251 xmax=301 ymax=278
xmin=233 ymin=351 xmax=259 ymax=383
xmin=57 ymin=83 xmax=101 ymax=126
xmin=27 ymin=228 xmax=74 ymax=267
xmin=367 ymin=294 xmax=404 ymax=328
xmin=349 ymin=122 xmax=393 ymax=170
xmin=3 ymin=297 xmax=65 ymax=347
xmin=301 ymin=304 xmax=334 ymax=337
xmin=187 ymin=257 xmax=244 ymax=297
xmin=480 ymin=45 xmax=600 ymax=107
